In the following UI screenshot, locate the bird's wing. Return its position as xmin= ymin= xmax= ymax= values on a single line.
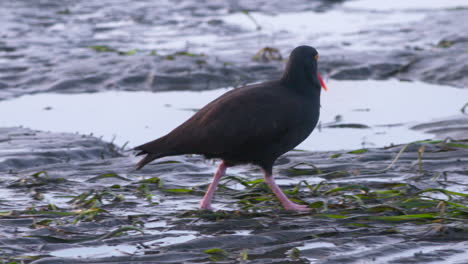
xmin=167 ymin=86 xmax=298 ymax=155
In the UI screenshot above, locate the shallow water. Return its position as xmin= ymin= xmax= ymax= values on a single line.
xmin=1 ymin=79 xmax=466 ymax=151
xmin=223 ymin=10 xmax=426 ymax=52
xmin=344 ymin=0 xmax=468 ymax=10
xmin=50 ymin=244 xmax=139 ymax=258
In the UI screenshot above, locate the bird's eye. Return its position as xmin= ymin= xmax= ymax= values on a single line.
xmin=314 ymin=55 xmax=319 ymax=60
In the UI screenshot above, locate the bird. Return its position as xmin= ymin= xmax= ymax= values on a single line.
xmin=134 ymin=45 xmax=327 ymax=211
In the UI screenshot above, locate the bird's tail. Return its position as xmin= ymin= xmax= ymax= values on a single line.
xmin=135 ymin=152 xmax=162 ymax=170
xmin=134 ymin=136 xmax=181 ymax=170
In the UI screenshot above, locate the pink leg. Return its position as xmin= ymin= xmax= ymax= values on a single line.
xmin=263 ymin=170 xmax=309 ymax=211
xmin=199 ymin=162 xmax=227 ymax=210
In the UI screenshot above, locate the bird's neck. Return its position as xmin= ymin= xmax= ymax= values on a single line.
xmin=280 ymin=74 xmax=321 ymax=97
xmin=280 ymin=62 xmax=321 ymax=94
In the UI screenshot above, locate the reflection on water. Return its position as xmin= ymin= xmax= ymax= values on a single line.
xmin=51 ymin=244 xmax=138 ymax=258
xmin=297 ymin=241 xmax=336 ymax=251
xmin=1 ymin=79 xmax=466 ymax=151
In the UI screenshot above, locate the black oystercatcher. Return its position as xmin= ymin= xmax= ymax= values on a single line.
xmin=135 ymin=45 xmax=327 ymax=211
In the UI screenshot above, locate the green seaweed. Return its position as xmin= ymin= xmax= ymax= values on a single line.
xmin=204 ymin=248 xmax=229 ymax=261
xmin=174 ymin=51 xmax=204 ymax=57
xmin=289 ymin=247 xmax=300 ymax=259
xmin=238 ymin=249 xmax=249 ymax=262
xmin=447 ymin=143 xmax=468 ymax=149
xmin=88 ymin=45 xmax=137 ymax=56
xmin=436 ymin=40 xmax=454 ymax=48
xmin=288 ymin=162 xmax=322 ymax=175
xmin=87 ymin=173 xmax=131 ymax=182
xmin=88 ymin=45 xmax=118 ymax=52
xmin=324 ymin=185 xmax=370 ymax=195
xmin=139 ymin=177 xmax=162 ymax=186
xmin=347 ymin=148 xmax=368 ymax=154
xmin=461 ymin=102 xmax=468 ymax=114
xmin=136 ymin=183 xmax=154 ymax=201
xmin=163 ymin=188 xmax=194 ymax=193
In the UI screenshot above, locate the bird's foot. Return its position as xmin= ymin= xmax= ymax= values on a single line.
xmin=199 ymin=200 xmax=213 ymax=211
xmin=282 ymin=203 xmax=310 ymax=212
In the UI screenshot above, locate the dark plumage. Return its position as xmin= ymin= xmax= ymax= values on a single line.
xmin=135 ymin=45 xmax=327 ymax=211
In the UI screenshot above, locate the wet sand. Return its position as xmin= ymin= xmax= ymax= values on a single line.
xmin=1 ymin=127 xmax=467 ymax=263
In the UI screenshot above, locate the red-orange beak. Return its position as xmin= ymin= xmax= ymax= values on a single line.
xmin=317 ymin=73 xmax=328 ymax=91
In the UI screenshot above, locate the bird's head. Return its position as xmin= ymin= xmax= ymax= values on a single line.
xmin=283 ymin=45 xmax=328 ymax=92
